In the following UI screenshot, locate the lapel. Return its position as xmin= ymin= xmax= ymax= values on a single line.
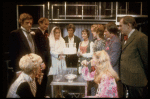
xmin=108 ymin=36 xmax=115 ymax=46
xmin=106 ymin=35 xmax=115 ymax=48
xmin=74 ymin=36 xmax=77 ymax=43
xmin=65 ymin=36 xmax=69 ymax=43
xmin=19 ymin=29 xmax=31 ymax=52
xmin=122 ymin=29 xmax=137 ymax=51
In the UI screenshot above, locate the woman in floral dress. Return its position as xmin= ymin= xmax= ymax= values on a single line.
xmin=82 ymin=50 xmax=119 ymax=98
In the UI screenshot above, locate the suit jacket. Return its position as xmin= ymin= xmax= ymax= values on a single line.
xmin=34 ymin=28 xmax=51 ymax=97
xmin=34 ymin=29 xmax=50 ymax=58
xmin=120 ymin=29 xmax=148 ymax=87
xmin=64 ymin=35 xmax=81 ymax=67
xmin=9 ymin=29 xmax=38 ymax=72
xmin=105 ymin=35 xmax=121 ymax=75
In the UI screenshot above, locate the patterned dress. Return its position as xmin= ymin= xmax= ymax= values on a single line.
xmin=93 ymin=39 xmax=106 ymax=52
xmin=82 ymin=67 xmax=118 ymax=98
xmin=95 ymin=74 xmax=118 ymax=98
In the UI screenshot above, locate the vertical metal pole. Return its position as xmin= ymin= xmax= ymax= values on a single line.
xmin=51 ymin=85 xmax=54 ymax=98
xmin=47 ymin=2 xmax=50 ymax=33
xmin=43 ymin=4 xmax=45 ymax=17
xmin=65 ymin=2 xmax=66 ymax=19
xmin=111 ymin=2 xmax=113 ymax=16
xmin=126 ymin=2 xmax=128 ymax=14
xmin=95 ymin=2 xmax=96 ymax=19
xmin=82 ymin=6 xmax=83 ymax=19
xmin=16 ymin=5 xmax=19 ymax=29
xmin=52 ymin=5 xmax=53 ymax=20
xmin=57 ymin=9 xmax=59 ymax=19
xmin=85 ymin=85 xmax=87 ymax=97
xmin=99 ymin=2 xmax=101 ymax=20
xmin=116 ymin=2 xmax=118 ymax=25
xmin=76 ymin=2 xmax=78 ymax=15
xmin=48 ymin=2 xmax=50 ymax=10
xmin=97 ymin=6 xmax=98 ymax=19
xmin=140 ymin=2 xmax=142 ymax=15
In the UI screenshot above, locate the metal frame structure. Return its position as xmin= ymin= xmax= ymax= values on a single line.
xmin=49 ymin=2 xmax=116 ymax=24
xmin=16 ymin=2 xmax=148 ymax=27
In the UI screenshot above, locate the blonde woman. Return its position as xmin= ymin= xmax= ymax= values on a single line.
xmin=83 ymin=50 xmax=119 ymax=98
xmin=94 ymin=50 xmax=119 ymax=98
xmin=7 ymin=53 xmax=44 ymax=98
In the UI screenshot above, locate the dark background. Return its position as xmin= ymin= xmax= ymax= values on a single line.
xmin=2 ymin=1 xmax=47 ymax=97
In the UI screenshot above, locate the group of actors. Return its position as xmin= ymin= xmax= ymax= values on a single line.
xmin=6 ymin=13 xmax=148 ymax=98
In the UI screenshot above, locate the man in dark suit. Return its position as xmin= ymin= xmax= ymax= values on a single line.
xmin=64 ymin=24 xmax=81 ymax=67
xmin=34 ymin=17 xmax=51 ymax=97
xmin=118 ymin=16 xmax=148 ymax=98
xmin=9 ymin=13 xmax=38 ymax=80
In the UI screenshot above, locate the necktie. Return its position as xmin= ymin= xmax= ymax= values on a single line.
xmin=22 ymin=29 xmax=35 ymax=53
xmin=30 ymin=80 xmax=36 ymax=97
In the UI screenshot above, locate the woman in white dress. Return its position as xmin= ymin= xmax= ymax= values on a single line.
xmin=48 ymin=26 xmax=67 ymax=75
xmin=46 ymin=26 xmax=66 ymax=98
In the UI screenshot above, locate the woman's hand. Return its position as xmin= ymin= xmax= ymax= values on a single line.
xmin=91 ymin=59 xmax=97 ymax=67
xmin=78 ymin=52 xmax=83 ymax=57
xmin=41 ymin=63 xmax=46 ymax=70
xmin=36 ymin=72 xmax=44 ymax=85
xmin=58 ymin=52 xmax=64 ymax=60
xmin=81 ymin=60 xmax=89 ymax=67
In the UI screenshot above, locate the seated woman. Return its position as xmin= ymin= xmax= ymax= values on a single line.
xmin=7 ymin=53 xmax=44 ymax=98
xmin=83 ymin=50 xmax=119 ymax=98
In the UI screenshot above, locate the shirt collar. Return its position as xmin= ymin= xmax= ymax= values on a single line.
xmin=128 ymin=29 xmax=135 ymax=38
xmin=21 ymin=72 xmax=34 ymax=83
xmin=38 ymin=27 xmax=45 ymax=34
xmin=68 ymin=35 xmax=74 ymax=39
xmin=21 ymin=26 xmax=31 ymax=32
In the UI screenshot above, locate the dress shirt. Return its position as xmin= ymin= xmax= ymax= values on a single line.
xmin=21 ymin=26 xmax=35 ymax=53
xmin=21 ymin=26 xmax=28 ymax=38
xmin=124 ymin=29 xmax=135 ymax=44
xmin=68 ymin=35 xmax=74 ymax=44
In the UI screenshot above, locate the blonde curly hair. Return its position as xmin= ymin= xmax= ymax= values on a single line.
xmin=94 ymin=50 xmax=119 ymax=84
xmin=19 ymin=53 xmax=42 ymax=75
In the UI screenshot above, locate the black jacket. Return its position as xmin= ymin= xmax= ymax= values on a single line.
xmin=9 ymin=29 xmax=38 ymax=72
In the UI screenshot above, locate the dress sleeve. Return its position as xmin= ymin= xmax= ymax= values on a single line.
xmin=16 ymin=82 xmax=34 ymax=98
xmin=81 ymin=66 xmax=95 ymax=81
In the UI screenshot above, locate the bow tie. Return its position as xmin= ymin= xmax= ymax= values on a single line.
xmin=124 ymin=35 xmax=128 ymax=41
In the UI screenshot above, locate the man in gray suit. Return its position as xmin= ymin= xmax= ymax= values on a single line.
xmin=118 ymin=16 xmax=148 ymax=98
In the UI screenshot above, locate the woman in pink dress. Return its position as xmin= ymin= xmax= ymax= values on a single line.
xmin=82 ymin=50 xmax=119 ymax=98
